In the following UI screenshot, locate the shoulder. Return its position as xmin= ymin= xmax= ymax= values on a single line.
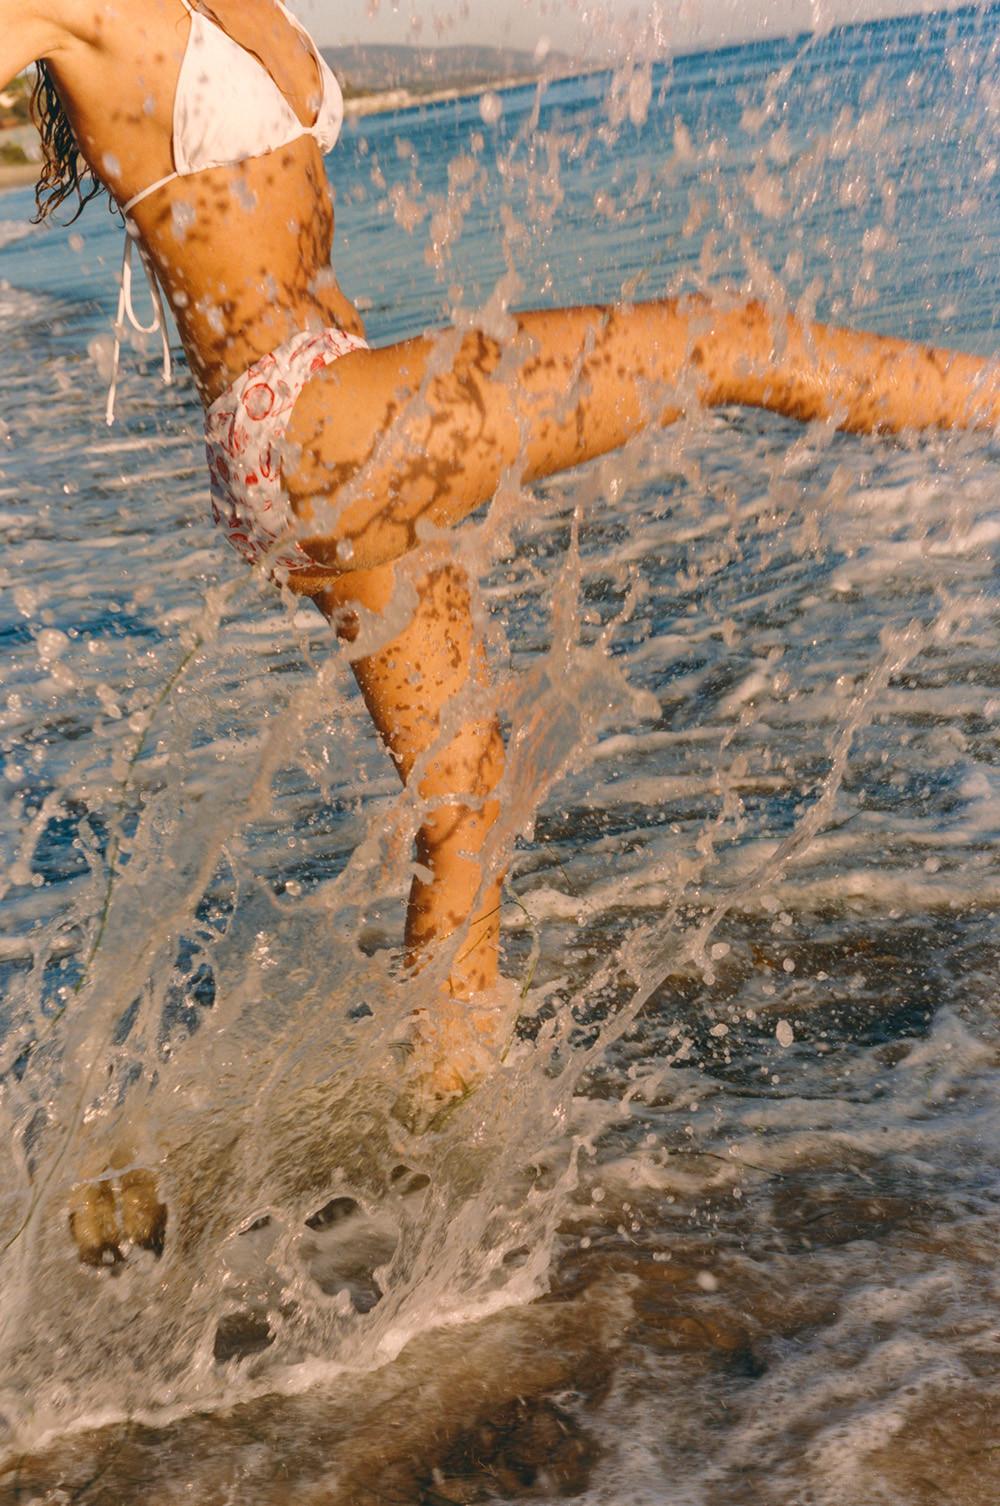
xmin=0 ymin=3 xmax=66 ymax=76
xmin=0 ymin=2 xmax=137 ymax=91
xmin=14 ymin=1 xmax=124 ymax=51
xmin=0 ymin=0 xmax=85 ymax=55
xmin=46 ymin=1 xmax=113 ymax=45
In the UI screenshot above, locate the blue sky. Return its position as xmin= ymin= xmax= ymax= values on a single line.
xmin=299 ymin=0 xmax=973 ymax=52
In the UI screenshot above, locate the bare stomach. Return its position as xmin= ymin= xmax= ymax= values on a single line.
xmin=187 ymin=281 xmax=367 ymax=408
xmin=129 ymin=137 xmax=367 ymax=407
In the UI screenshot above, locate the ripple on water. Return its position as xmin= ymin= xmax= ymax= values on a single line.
xmin=1 ymin=7 xmax=999 ymax=1503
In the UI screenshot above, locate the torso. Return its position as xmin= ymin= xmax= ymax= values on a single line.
xmin=43 ymin=0 xmax=364 ymax=405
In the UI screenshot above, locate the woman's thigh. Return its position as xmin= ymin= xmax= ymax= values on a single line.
xmin=281 ymin=332 xmax=518 ymax=573
xmin=281 ymin=304 xmax=671 ymax=575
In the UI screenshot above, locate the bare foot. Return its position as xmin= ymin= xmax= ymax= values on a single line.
xmin=69 ymin=1168 xmax=167 ymax=1266
xmin=392 ymin=979 xmax=521 ymax=1132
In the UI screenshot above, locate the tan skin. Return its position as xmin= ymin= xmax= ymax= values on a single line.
xmin=5 ymin=1 xmax=1000 ymax=1121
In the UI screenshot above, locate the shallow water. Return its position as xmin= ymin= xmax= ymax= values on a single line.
xmin=1 ymin=8 xmax=999 ymax=1503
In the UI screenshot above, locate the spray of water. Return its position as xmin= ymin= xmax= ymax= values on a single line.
xmin=0 ymin=6 xmax=998 ymax=1501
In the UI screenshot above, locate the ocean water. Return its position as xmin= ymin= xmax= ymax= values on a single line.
xmin=1 ymin=7 xmax=999 ymax=1503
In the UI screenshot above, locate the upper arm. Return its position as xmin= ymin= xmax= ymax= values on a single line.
xmin=0 ymin=4 xmax=64 ymax=91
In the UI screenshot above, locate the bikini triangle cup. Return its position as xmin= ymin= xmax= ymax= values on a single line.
xmin=105 ymin=0 xmax=345 ymax=425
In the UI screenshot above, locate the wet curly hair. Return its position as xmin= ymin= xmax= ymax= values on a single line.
xmin=30 ymin=62 xmax=114 ymax=224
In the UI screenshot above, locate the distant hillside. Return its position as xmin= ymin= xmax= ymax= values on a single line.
xmin=0 ymin=73 xmax=33 ymax=133
xmin=320 ymin=43 xmax=579 ymax=99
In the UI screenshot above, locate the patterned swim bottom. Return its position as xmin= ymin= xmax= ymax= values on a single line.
xmin=204 ymin=326 xmax=369 ymax=576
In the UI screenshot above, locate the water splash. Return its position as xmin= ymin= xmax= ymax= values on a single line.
xmin=0 ymin=8 xmax=998 ymax=1501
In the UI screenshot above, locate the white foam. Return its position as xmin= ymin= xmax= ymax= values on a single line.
xmin=1 ymin=18 xmax=999 ymax=1491
xmin=0 ymin=220 xmax=35 ymax=251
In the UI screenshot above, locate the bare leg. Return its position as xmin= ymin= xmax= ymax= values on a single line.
xmin=283 ymin=294 xmax=999 ymax=578
xmin=282 ymin=293 xmax=997 ymax=1082
xmin=316 ymin=556 xmax=505 ymax=1007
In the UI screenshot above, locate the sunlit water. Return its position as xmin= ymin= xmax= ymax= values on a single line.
xmin=1 ymin=9 xmax=999 ymax=1503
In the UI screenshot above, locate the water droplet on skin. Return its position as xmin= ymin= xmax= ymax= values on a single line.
xmin=233 ymin=179 xmax=258 ymax=214
xmin=171 ymin=200 xmax=196 ymax=241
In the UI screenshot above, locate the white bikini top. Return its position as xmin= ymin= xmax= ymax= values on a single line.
xmin=106 ymin=0 xmax=345 ymax=424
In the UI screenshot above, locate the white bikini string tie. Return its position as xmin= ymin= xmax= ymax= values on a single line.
xmin=105 ymin=218 xmax=175 ymax=427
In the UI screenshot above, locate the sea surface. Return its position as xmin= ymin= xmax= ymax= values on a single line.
xmin=1 ymin=7 xmax=999 ymax=1503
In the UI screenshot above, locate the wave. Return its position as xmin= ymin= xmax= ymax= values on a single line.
xmin=0 ymin=220 xmax=35 ymax=251
xmin=0 ymin=276 xmax=54 ymax=326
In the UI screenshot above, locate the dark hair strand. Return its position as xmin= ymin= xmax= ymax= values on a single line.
xmin=30 ymin=62 xmax=113 ymax=225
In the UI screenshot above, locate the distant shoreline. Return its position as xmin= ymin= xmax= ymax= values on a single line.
xmin=1 ymin=5 xmax=986 ymax=198
xmin=0 ymin=73 xmax=569 ymax=199
xmin=0 ymin=161 xmax=38 ymax=195
xmin=342 ymin=68 xmax=592 ymax=119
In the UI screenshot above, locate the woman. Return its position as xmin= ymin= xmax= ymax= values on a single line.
xmin=5 ymin=0 xmax=998 ymax=1109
